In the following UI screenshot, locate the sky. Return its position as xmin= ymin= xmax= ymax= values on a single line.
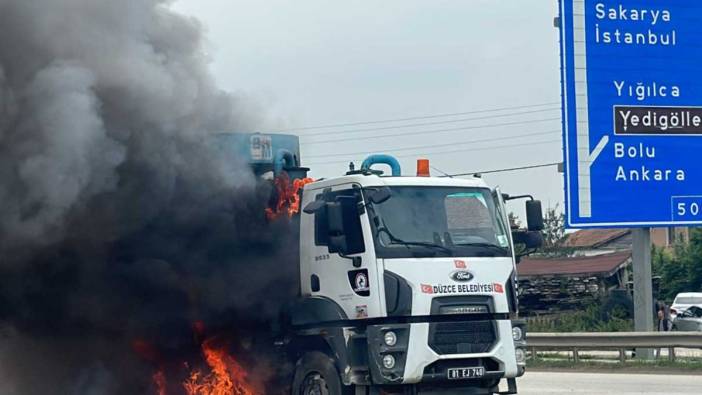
xmin=173 ymin=0 xmax=564 ymax=219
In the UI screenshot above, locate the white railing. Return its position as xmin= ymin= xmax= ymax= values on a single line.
xmin=527 ymin=332 xmax=702 ymax=362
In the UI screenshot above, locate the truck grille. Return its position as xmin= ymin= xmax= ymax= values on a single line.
xmin=428 ymin=321 xmax=496 ymax=355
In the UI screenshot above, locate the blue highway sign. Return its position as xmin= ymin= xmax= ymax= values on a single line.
xmin=559 ymin=0 xmax=702 ymax=227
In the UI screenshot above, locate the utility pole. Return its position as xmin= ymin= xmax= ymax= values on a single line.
xmin=632 ymin=228 xmax=654 ymax=359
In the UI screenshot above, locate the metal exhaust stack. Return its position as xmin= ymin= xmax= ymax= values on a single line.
xmin=361 ymin=154 xmax=401 ymax=176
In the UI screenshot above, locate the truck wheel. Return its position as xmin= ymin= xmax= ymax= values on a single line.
xmin=292 ymin=351 xmax=350 ymax=395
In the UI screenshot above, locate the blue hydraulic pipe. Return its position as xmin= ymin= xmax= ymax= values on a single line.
xmin=361 ymin=154 xmax=401 ymax=176
xmin=274 ymin=149 xmax=296 ymax=175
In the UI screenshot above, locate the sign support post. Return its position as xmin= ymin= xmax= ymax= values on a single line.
xmin=632 ymin=227 xmax=653 ymax=359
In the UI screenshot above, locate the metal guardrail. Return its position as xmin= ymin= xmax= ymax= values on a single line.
xmin=527 ymin=332 xmax=702 ymax=362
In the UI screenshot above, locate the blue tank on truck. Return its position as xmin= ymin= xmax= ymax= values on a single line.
xmin=211 ymin=132 xmax=305 ymax=178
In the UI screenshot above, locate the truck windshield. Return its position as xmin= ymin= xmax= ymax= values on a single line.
xmin=365 ymin=186 xmax=512 ymax=258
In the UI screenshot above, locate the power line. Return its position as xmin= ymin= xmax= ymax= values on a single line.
xmin=261 ymin=102 xmax=561 ymax=133
xmin=303 ymin=117 xmax=562 ymax=145
xmin=431 ymin=165 xmax=453 ymax=178
xmin=443 ymin=162 xmax=563 ymax=177
xmin=298 ymin=107 xmax=560 ymax=138
xmin=305 ymin=139 xmax=562 ymax=166
xmin=304 ymin=129 xmax=560 ymax=159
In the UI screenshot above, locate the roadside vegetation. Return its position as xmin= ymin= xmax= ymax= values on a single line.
xmin=526 ymin=303 xmax=633 ymax=332
xmin=653 ymin=228 xmax=702 ymax=302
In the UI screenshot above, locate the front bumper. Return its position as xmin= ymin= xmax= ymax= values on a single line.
xmin=368 ymin=319 xmax=524 ymax=385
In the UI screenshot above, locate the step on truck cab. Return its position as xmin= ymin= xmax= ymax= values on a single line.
xmin=285 ymin=154 xmax=544 ymax=395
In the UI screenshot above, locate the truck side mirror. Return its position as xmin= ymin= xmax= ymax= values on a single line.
xmin=526 ymin=200 xmax=544 ymax=232
xmin=327 ymin=197 xmax=365 ymax=256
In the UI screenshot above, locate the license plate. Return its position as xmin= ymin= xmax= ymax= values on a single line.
xmin=447 ymin=367 xmax=485 ymax=380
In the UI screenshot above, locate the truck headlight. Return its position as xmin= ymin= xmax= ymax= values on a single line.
xmin=515 ymin=348 xmax=526 ymax=364
xmin=382 ymin=354 xmax=396 ymax=369
xmin=512 ymin=326 xmax=523 ymax=341
xmin=384 ymin=331 xmax=397 ymax=346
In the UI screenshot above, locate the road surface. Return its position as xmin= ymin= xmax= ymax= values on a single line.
xmin=519 ymin=371 xmax=702 ymax=394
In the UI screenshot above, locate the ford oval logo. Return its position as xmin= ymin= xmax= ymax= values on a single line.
xmin=450 ymin=270 xmax=474 ymax=282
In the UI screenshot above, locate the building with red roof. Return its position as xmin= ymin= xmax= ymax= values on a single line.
xmin=517 ymin=252 xmax=632 ymax=314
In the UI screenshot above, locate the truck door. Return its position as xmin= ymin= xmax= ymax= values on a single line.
xmin=301 ymin=185 xmax=381 ymax=321
xmin=493 ymin=187 xmax=519 ymax=314
xmin=493 ymin=187 xmax=515 ymax=262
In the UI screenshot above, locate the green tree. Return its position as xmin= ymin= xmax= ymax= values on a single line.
xmin=537 ymin=205 xmax=571 ymax=257
xmin=509 ymin=206 xmax=572 ymax=257
xmin=684 ymin=228 xmax=702 ymax=292
xmin=652 ymin=228 xmax=702 ymax=302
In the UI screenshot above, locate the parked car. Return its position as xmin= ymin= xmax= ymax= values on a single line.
xmin=672 ymin=306 xmax=702 ymax=331
xmin=671 ymin=292 xmax=702 ymax=319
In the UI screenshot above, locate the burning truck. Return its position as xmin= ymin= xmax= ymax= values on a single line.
xmin=0 ymin=1 xmax=544 ymax=393
xmin=217 ymin=133 xmax=545 ymax=395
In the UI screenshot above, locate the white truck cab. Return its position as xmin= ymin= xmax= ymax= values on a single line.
xmin=284 ymin=155 xmax=544 ymax=395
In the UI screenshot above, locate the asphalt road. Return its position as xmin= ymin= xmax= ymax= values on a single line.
xmin=519 ymin=371 xmax=702 ymax=394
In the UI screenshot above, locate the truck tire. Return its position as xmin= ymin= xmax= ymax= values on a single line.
xmin=292 ymin=351 xmax=351 ymax=395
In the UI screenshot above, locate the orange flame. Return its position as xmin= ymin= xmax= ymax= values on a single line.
xmin=135 ymin=324 xmax=259 ymax=395
xmin=153 ymin=370 xmax=167 ymax=395
xmin=132 ymin=340 xmax=169 ymax=395
xmin=266 ymin=173 xmax=314 ymax=220
xmin=183 ymin=338 xmax=255 ymax=395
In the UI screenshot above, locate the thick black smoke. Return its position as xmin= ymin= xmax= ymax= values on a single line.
xmin=0 ymin=1 xmax=296 ymax=393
